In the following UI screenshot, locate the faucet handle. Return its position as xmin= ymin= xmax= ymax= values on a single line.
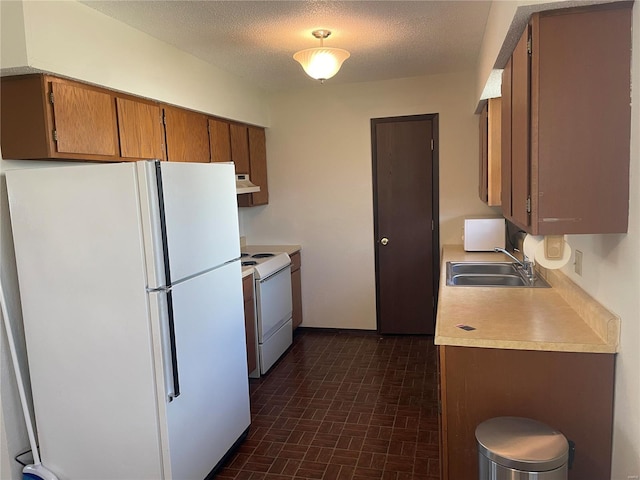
xmin=513 ymin=247 xmax=530 ymax=263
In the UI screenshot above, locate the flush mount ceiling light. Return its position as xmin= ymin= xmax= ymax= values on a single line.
xmin=293 ymin=30 xmax=350 ymax=83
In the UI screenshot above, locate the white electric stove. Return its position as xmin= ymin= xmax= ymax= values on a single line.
xmin=241 ymin=251 xmax=293 ymax=376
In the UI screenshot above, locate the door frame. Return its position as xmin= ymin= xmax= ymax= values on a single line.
xmin=370 ymin=113 xmax=440 ymax=333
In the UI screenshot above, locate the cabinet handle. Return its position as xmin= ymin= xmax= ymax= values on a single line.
xmin=380 ymin=237 xmax=389 ymax=246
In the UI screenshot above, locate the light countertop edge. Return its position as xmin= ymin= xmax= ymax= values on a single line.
xmin=435 ymin=245 xmax=619 ymax=354
xmin=242 ymin=244 xmax=301 ymax=256
xmin=240 ymin=244 xmax=302 ymax=278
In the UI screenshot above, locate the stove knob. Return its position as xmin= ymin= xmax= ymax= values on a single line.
xmin=380 ymin=237 xmax=389 ymax=246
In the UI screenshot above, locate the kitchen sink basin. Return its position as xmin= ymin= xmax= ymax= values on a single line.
xmin=448 ymin=262 xmax=519 ymax=276
xmin=445 ymin=262 xmax=550 ymax=288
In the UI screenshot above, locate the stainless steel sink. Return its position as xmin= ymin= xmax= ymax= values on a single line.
xmin=449 ymin=262 xmax=519 ymax=276
xmin=446 ymin=262 xmax=550 ymax=288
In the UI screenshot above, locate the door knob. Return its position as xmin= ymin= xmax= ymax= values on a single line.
xmin=380 ymin=237 xmax=389 ymax=245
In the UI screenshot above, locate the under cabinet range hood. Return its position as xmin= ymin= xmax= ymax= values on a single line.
xmin=236 ymin=174 xmax=260 ymax=194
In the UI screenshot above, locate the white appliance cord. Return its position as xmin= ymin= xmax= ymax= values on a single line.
xmin=0 ymin=280 xmax=41 ymax=466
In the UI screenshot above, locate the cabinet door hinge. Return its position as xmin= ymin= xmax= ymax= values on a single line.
xmin=49 ymin=92 xmax=54 ymax=104
xmin=53 ymin=130 xmax=58 ymax=142
xmin=527 ymin=36 xmax=532 ymax=55
xmin=431 ymin=138 xmax=434 ymax=151
xmin=432 ymin=219 xmax=435 ymax=231
xmin=526 ymin=196 xmax=531 ymax=213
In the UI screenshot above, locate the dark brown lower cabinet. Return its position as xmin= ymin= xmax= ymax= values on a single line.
xmin=242 ymin=275 xmax=257 ymax=374
xmin=439 ymin=345 xmax=615 ymax=480
xmin=290 ymin=251 xmax=303 ymax=329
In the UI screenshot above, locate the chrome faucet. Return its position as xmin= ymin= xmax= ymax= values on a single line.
xmin=494 ymin=247 xmax=536 ymax=282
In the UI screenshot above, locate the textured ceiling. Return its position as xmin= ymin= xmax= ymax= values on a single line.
xmin=80 ymin=1 xmax=492 ymax=92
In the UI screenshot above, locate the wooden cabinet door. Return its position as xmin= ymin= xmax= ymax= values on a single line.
xmin=230 ymin=123 xmax=250 ymax=173
xmin=242 ymin=275 xmax=257 ymax=374
xmin=486 ymin=98 xmax=501 ymax=206
xmin=503 ymin=4 xmax=631 ymax=235
xmin=479 ymin=98 xmax=501 ymax=206
xmin=163 ymin=106 xmax=210 ymax=163
xmin=478 ymin=103 xmax=488 ymax=203
xmin=509 ymin=24 xmax=531 ymax=231
xmin=116 ymin=97 xmax=165 ymax=160
xmin=500 ymin=58 xmax=513 ymax=218
xmin=51 ymin=81 xmax=119 ymax=157
xmin=290 ymin=252 xmax=302 ymax=329
xmin=237 ymin=127 xmax=269 ymax=207
xmin=209 ymin=118 xmax=232 ymax=163
xmin=248 ymin=127 xmax=269 ymax=205
xmin=439 ymin=346 xmax=615 ymax=480
xmin=532 ymin=5 xmax=631 ymax=234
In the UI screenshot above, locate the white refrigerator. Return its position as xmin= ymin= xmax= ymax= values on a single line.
xmin=6 ymin=160 xmax=251 ymax=480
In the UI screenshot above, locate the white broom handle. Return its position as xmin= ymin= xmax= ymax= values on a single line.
xmin=0 ymin=281 xmax=41 ymax=465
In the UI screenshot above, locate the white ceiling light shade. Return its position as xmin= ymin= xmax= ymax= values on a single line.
xmin=293 ymin=30 xmax=350 ymax=83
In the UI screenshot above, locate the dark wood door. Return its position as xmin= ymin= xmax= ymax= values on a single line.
xmin=372 ymin=115 xmax=438 ymax=335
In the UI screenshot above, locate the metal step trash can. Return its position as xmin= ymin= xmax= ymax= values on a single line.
xmin=476 ymin=416 xmax=569 ymax=480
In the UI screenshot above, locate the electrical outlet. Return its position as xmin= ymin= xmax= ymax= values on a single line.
xmin=574 ymin=250 xmax=583 ymax=276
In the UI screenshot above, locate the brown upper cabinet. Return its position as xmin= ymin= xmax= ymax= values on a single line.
xmin=501 ymin=3 xmax=632 ymax=234
xmin=210 ymin=120 xmax=270 ymax=207
xmin=478 ymin=97 xmax=501 ymax=206
xmin=1 ymin=75 xmax=119 ymax=161
xmin=1 ymin=74 xmax=165 ymax=162
xmin=116 ymin=97 xmax=165 ymax=161
xmin=230 ymin=123 xmax=251 ymax=174
xmin=1 ymin=73 xmax=270 ymax=206
xmin=237 ymin=126 xmax=269 ymax=207
xmin=209 ymin=118 xmax=232 ymax=163
xmin=163 ymin=105 xmax=210 ymax=163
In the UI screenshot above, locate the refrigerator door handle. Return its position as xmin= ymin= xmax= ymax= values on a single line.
xmin=152 ymin=290 xmax=180 ymax=401
xmin=147 ymin=285 xmax=173 ymax=293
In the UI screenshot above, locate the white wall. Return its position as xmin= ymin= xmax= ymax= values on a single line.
xmin=0 ymin=1 xmax=27 ymax=71
xmin=240 ymin=73 xmax=496 ymax=330
xmin=7 ymin=0 xmax=270 ymax=126
xmin=0 ymin=2 xmax=270 ymax=479
xmin=476 ymin=2 xmax=640 ymax=477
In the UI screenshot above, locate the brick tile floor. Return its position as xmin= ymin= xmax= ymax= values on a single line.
xmin=216 ymin=329 xmax=440 ymax=480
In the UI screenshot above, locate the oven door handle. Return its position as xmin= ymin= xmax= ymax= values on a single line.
xmin=257 ymin=264 xmax=291 ymax=283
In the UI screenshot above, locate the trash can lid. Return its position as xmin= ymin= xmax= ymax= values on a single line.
xmin=475 ymin=417 xmax=569 ymax=472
